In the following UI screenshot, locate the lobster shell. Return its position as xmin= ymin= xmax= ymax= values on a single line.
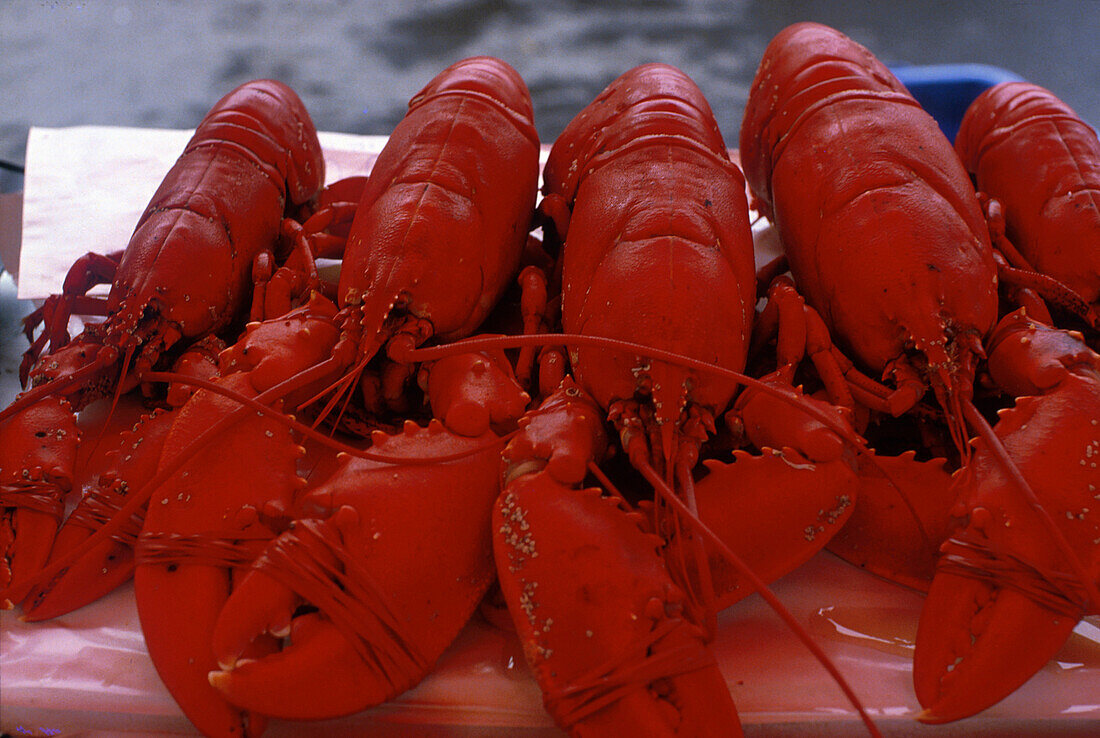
xmin=546 ymin=62 xmax=755 ymax=430
xmin=740 ymin=22 xmax=997 ymax=389
xmin=956 ymin=81 xmax=1100 ymax=306
xmin=340 ymin=56 xmax=540 ymax=353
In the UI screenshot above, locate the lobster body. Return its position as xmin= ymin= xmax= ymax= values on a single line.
xmin=955 ymin=81 xmax=1100 ymax=307
xmin=1 ymin=80 xmax=324 ymax=601
xmin=202 ymin=57 xmax=543 ymax=723
xmin=742 ymin=22 xmax=1098 ymax=725
xmin=25 ymin=79 xmax=324 ymax=402
xmin=740 ymin=22 xmax=997 ymax=414
xmin=341 ymin=56 xmax=540 ymax=360
xmin=545 ymin=63 xmax=755 ymax=429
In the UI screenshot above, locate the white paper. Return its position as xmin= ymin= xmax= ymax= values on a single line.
xmin=17 ymin=126 xmax=388 ymax=300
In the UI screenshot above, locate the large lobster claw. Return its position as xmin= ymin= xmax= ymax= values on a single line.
xmin=914 ymin=310 xmax=1100 ymax=722
xmin=22 ymin=405 xmax=173 ymax=621
xmin=495 ymin=381 xmax=740 ymax=736
xmin=134 ymin=373 xmax=301 ymax=738
xmin=0 ymin=395 xmax=80 ymax=606
xmin=676 ymin=379 xmax=860 ymax=609
xmin=496 ymin=472 xmax=740 ymax=737
xmin=209 ymin=420 xmax=504 ymax=719
xmin=825 ymin=451 xmax=955 ymax=592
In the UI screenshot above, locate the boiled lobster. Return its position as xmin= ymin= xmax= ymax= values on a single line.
xmin=430 ymin=61 xmax=880 ymax=736
xmin=740 ymin=20 xmax=1100 ymax=723
xmin=955 ymin=81 xmax=1100 ymax=331
xmin=0 ymin=78 xmax=326 ymax=605
xmin=198 ymin=55 xmax=542 ymax=724
xmin=740 ymin=21 xmax=997 ymax=448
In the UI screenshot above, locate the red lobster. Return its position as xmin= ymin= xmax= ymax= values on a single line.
xmin=955 ymin=81 xmax=1100 ymax=330
xmin=0 ymin=79 xmax=325 ymax=604
xmin=461 ymin=62 xmax=877 ymax=736
xmin=740 ymin=21 xmax=1100 ymax=723
xmin=195 ymin=56 xmax=542 ymax=724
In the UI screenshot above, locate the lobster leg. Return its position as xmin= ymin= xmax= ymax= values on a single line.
xmin=495 ymin=381 xmax=741 ymax=737
xmin=20 ymin=250 xmax=123 ymax=381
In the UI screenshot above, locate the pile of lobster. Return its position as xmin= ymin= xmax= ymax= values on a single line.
xmin=1 ymin=21 xmax=1098 ymax=737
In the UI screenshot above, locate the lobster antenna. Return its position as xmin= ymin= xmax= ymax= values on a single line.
xmin=0 ymin=347 xmax=120 ymax=423
xmin=300 ymin=355 xmax=368 ymax=430
xmin=674 ymin=457 xmax=720 ymax=637
xmin=85 ymin=342 xmax=140 ymax=462
xmin=637 ymin=459 xmax=883 ymax=738
xmin=962 ymin=400 xmax=1100 ymax=613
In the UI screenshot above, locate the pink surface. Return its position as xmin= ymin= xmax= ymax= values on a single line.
xmin=4 ymin=554 xmax=1099 ymax=736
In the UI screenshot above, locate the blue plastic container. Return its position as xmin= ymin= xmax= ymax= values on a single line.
xmin=890 ymin=63 xmax=1024 ymax=142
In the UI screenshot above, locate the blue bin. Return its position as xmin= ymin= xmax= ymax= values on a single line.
xmin=890 ymin=63 xmax=1024 ymax=142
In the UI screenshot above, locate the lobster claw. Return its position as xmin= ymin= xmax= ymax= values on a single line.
xmin=0 ymin=395 xmax=80 ymax=606
xmin=495 ymin=381 xmax=739 ymax=735
xmin=914 ymin=564 xmax=1078 ymax=723
xmin=210 ymin=508 xmax=409 ymax=719
xmin=495 ymin=472 xmax=741 ymax=736
xmin=133 ymin=374 xmax=306 ymax=737
xmin=420 ymin=345 xmax=531 ymax=437
xmin=209 ymin=421 xmax=503 ymax=720
xmin=825 ymin=451 xmax=956 ymax=592
xmin=673 ymin=378 xmax=859 ymax=609
xmin=22 ymin=404 xmax=174 ymax=621
xmin=914 ymin=310 xmax=1100 ymax=722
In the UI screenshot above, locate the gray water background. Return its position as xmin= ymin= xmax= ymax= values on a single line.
xmin=2 ymin=0 xmax=1099 ymax=198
